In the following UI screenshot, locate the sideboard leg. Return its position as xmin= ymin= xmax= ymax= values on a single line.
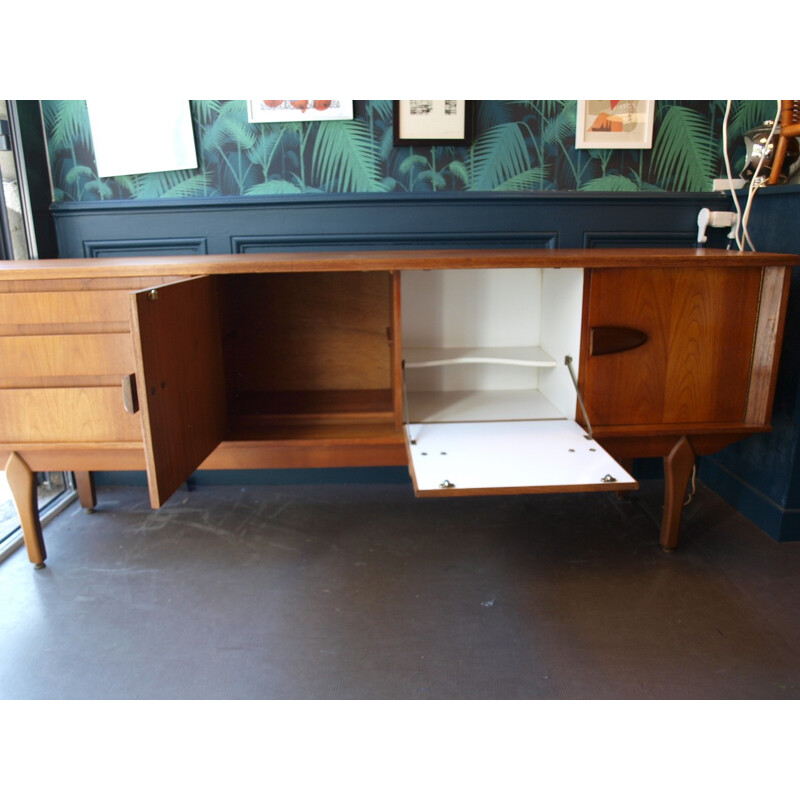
xmin=4 ymin=452 xmax=46 ymax=569
xmin=660 ymin=436 xmax=695 ymax=553
xmin=74 ymin=471 xmax=97 ymax=513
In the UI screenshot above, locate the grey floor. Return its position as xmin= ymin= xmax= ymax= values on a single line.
xmin=1 ymin=478 xmax=799 ymax=700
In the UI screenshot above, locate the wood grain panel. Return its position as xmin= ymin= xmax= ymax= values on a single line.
xmin=0 ymin=276 xmax=185 ymax=294
xmin=391 ymin=271 xmax=404 ymax=429
xmin=0 ymin=443 xmax=146 ymax=471
xmin=746 ymin=266 xmax=792 ymax=424
xmin=0 ymin=334 xmax=133 ymax=384
xmin=0 ymin=387 xmax=142 ymax=441
xmin=131 ymin=276 xmax=227 ymax=507
xmin=226 ymin=272 xmax=393 ymax=393
xmin=2 ymin=248 xmax=797 ymax=282
xmin=0 ymin=291 xmax=131 ymax=333
xmin=583 ymin=267 xmax=762 ymax=426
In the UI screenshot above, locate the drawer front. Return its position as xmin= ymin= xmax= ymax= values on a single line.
xmin=0 ymin=290 xmax=131 ymax=333
xmin=0 ymin=334 xmax=134 ymax=385
xmin=0 ymin=387 xmax=142 ymax=442
xmin=0 ymin=284 xmax=160 ymax=445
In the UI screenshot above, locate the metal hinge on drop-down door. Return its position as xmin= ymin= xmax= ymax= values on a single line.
xmin=401 ymin=360 xmax=417 ymax=444
xmin=564 ymin=355 xmax=593 ymax=440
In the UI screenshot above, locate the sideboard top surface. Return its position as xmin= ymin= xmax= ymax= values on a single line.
xmin=0 ymin=248 xmax=797 ymax=281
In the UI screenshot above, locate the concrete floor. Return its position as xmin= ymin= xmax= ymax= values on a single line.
xmin=1 ymin=478 xmax=799 ymax=700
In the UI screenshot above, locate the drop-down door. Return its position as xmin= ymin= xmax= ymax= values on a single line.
xmin=405 ymin=419 xmax=637 ymax=497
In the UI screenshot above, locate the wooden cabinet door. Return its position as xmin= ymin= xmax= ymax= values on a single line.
xmin=130 ymin=276 xmax=227 ymax=507
xmin=582 ymin=266 xmax=763 ymax=427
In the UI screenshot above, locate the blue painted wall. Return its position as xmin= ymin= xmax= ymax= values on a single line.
xmin=699 ymin=186 xmax=800 ymax=541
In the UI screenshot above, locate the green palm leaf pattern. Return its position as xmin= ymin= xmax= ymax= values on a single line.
xmin=245 ymin=180 xmax=305 ymax=195
xmin=727 ymin=100 xmax=781 ymax=142
xmin=119 ymin=170 xmax=210 ymax=199
xmin=312 ymin=119 xmax=384 ymax=193
xmin=579 ymin=174 xmax=641 ymax=191
xmin=650 ymin=105 xmax=716 ymax=192
xmin=41 ymin=100 xmax=762 ymax=200
xmin=493 ymin=166 xmax=550 ymax=191
xmin=469 ymin=122 xmax=531 ymax=190
xmin=44 ymin=100 xmax=92 ymax=150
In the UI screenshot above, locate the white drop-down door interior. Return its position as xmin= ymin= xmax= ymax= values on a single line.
xmin=401 ymin=267 xmax=638 ymax=497
xmin=405 ymin=419 xmax=637 ymax=496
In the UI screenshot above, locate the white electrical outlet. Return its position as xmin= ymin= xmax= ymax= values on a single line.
xmin=712 ymin=178 xmax=747 ymax=192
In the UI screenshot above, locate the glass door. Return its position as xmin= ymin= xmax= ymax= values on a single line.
xmin=0 ymin=100 xmax=75 ymax=562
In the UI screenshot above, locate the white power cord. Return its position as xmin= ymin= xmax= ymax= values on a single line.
xmin=722 ymin=100 xmax=781 ymax=251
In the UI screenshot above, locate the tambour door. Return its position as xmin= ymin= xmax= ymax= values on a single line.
xmin=130 ymin=276 xmax=227 ymax=508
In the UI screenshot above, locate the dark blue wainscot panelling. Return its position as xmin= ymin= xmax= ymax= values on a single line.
xmin=53 ymin=190 xmax=751 ymax=502
xmin=51 ymin=191 xmax=734 ymax=257
xmin=698 ymin=185 xmax=800 ymax=541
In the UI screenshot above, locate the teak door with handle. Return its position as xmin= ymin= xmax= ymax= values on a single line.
xmin=582 ymin=266 xmax=764 ymax=427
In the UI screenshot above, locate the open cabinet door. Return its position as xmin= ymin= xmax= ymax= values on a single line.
xmin=131 ymin=276 xmax=227 ymax=507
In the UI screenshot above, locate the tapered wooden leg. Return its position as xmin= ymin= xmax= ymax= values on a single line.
xmin=4 ymin=452 xmax=46 ymax=569
xmin=660 ymin=436 xmax=695 ymax=553
xmin=74 ymin=470 xmax=97 ymax=513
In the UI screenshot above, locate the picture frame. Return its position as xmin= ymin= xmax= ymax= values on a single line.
xmin=575 ymin=101 xmax=655 ymax=149
xmin=393 ymin=100 xmax=475 ymax=146
xmin=247 ymin=101 xmax=354 ymax=123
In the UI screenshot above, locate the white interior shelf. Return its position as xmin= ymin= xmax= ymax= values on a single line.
xmin=403 ymin=346 xmax=558 ymax=370
xmin=401 ymin=268 xmax=585 ymax=427
xmin=405 ymin=388 xmax=566 ymax=424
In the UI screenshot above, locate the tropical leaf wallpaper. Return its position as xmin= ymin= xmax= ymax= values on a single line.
xmin=41 ymin=100 xmax=777 ymax=201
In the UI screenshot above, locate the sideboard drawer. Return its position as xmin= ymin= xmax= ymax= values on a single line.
xmin=0 ymin=387 xmax=141 ymax=442
xmin=0 ymin=290 xmax=131 ymax=333
xmin=0 ymin=333 xmax=134 ymax=385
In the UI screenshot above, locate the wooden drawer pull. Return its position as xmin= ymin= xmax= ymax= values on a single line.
xmin=590 ymin=326 xmax=648 ymax=356
xmin=122 ymin=374 xmax=139 ymax=414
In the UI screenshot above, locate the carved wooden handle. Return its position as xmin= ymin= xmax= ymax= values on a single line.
xmin=590 ymin=326 xmax=648 ymax=356
xmin=122 ymin=374 xmax=139 ymax=414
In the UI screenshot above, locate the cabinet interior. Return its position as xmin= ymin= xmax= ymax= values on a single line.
xmin=219 ymin=272 xmax=398 ymax=440
xmin=401 ymin=268 xmax=584 ymax=426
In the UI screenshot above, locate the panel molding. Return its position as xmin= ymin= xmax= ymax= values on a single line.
xmin=584 ymin=231 xmax=699 ymax=248
xmin=83 ymin=237 xmax=209 ymax=258
xmin=231 ymin=231 xmax=558 ymax=253
xmin=52 ymin=191 xmax=734 ymax=258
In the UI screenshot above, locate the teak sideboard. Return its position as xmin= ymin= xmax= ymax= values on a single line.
xmin=1 ymin=248 xmax=795 ymax=568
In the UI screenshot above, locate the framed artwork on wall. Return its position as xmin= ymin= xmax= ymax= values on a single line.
xmin=247 ymin=101 xmax=354 ymax=123
xmin=575 ymin=101 xmax=655 ymax=149
xmin=393 ymin=100 xmax=475 ymax=146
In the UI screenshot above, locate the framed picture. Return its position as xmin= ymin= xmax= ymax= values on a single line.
xmin=393 ymin=100 xmax=475 ymax=146
xmin=247 ymin=100 xmax=354 ymax=123
xmin=575 ymin=101 xmax=655 ymax=149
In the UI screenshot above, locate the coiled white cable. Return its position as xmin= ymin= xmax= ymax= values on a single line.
xmin=723 ymin=100 xmax=780 ymax=251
